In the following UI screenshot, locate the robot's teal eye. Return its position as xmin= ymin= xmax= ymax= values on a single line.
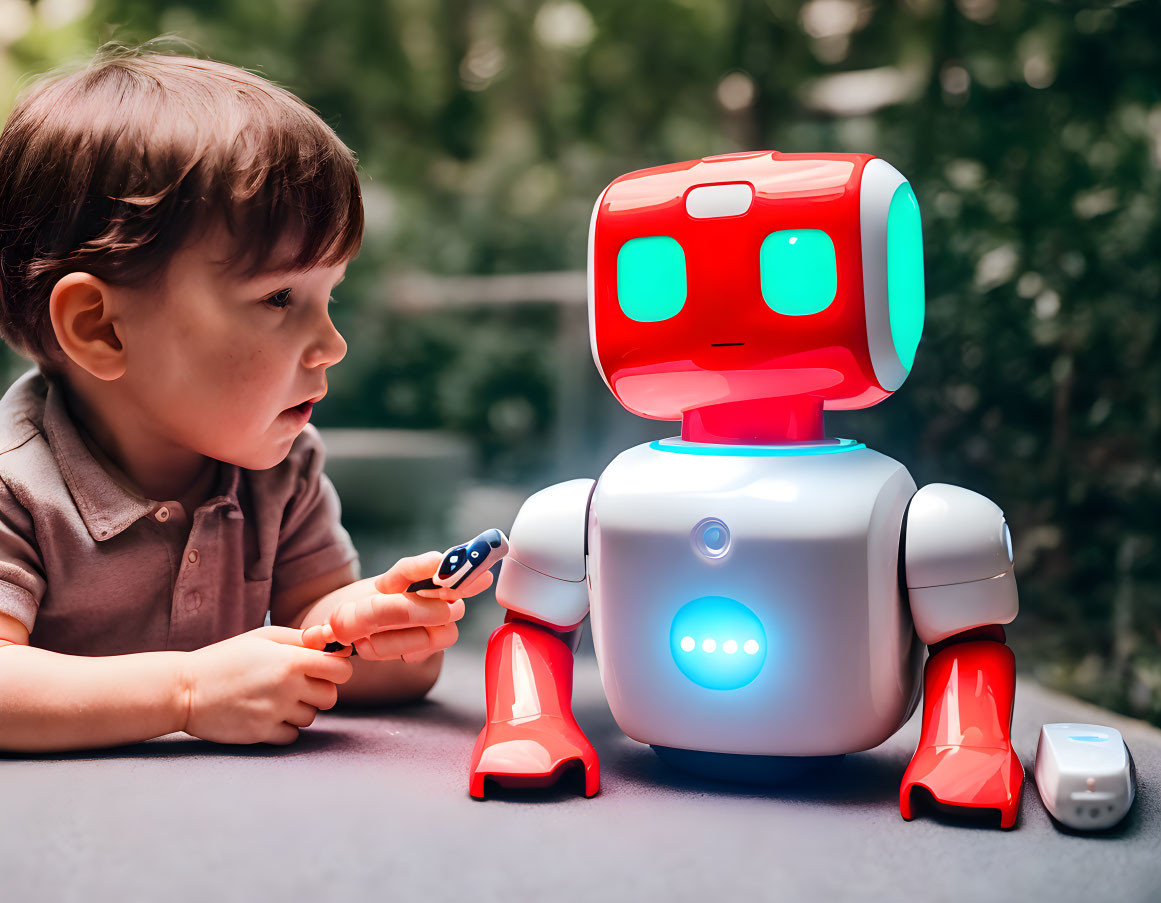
xmin=759 ymin=229 xmax=837 ymax=316
xmin=617 ymin=236 xmax=686 ymax=322
xmin=887 ymin=182 xmax=925 ymax=371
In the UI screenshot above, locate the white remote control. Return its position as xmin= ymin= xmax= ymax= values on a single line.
xmin=1034 ymin=722 xmax=1136 ymax=830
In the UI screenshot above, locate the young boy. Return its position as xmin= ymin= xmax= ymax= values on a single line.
xmin=0 ymin=46 xmax=485 ymax=753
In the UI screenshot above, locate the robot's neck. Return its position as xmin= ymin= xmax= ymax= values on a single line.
xmin=681 ymin=396 xmax=826 ymax=445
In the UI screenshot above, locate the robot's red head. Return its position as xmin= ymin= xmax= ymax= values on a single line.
xmin=588 ymin=151 xmax=925 ymax=442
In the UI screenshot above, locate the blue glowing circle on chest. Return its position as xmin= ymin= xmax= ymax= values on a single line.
xmin=669 ymin=596 xmax=767 ymax=690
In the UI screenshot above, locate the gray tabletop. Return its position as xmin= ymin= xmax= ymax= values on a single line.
xmin=2 ymin=640 xmax=1158 ymax=903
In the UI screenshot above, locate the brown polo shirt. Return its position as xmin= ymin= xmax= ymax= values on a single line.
xmin=0 ymin=367 xmax=360 ymax=654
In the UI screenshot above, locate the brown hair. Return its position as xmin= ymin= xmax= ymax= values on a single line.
xmin=0 ymin=41 xmax=364 ymax=374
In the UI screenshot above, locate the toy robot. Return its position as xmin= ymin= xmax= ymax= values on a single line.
xmin=470 ymin=151 xmax=1023 ymax=828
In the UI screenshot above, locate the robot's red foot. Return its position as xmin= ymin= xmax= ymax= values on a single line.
xmin=899 ymin=639 xmax=1024 ymax=829
xmin=469 ymin=619 xmax=600 ymax=799
xmin=469 ymin=715 xmax=599 ymax=798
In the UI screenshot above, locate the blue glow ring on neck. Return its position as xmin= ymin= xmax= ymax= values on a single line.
xmin=650 ymin=438 xmax=865 ymax=457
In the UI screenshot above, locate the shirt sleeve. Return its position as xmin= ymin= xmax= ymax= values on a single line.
xmin=271 ymin=424 xmax=360 ymax=599
xmin=0 ymin=479 xmax=46 ymax=634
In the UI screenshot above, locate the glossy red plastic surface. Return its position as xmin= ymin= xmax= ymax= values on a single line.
xmin=899 ymin=640 xmax=1024 ymax=829
xmin=469 ymin=619 xmax=599 ymax=799
xmin=681 ymin=395 xmax=825 ymax=444
xmin=592 ymin=151 xmax=893 ymax=433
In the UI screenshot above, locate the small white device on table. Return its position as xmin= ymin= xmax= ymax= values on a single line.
xmin=1034 ymin=722 xmax=1136 ymax=830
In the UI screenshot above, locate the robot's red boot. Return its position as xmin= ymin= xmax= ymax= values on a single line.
xmin=469 ymin=619 xmax=599 ymax=799
xmin=899 ymin=638 xmax=1024 ymax=829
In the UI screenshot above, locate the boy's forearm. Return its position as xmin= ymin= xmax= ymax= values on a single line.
xmin=293 ymin=586 xmax=444 ymax=705
xmin=0 ymin=643 xmax=189 ymax=753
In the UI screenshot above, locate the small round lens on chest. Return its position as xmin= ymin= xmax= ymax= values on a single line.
xmin=692 ymin=517 xmax=730 ymax=559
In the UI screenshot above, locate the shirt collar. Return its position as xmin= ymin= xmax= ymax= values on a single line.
xmin=41 ymin=372 xmax=240 ymax=543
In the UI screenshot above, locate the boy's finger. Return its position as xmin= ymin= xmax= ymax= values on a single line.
xmin=301 ymin=624 xmax=352 ymax=655
xmin=372 ymin=552 xmax=444 ymax=595
xmin=301 ymin=625 xmax=327 ymax=650
xmin=449 ymin=598 xmax=466 ymax=621
xmin=259 ymin=625 xmax=313 ymax=646
xmin=414 ymin=569 xmax=494 ymax=601
xmin=354 ymin=626 xmax=432 ymax=661
xmin=329 ymin=594 xmax=455 ymax=642
xmin=296 ymin=647 xmax=357 ymax=682
xmin=425 ymin=622 xmax=460 ymax=652
xmin=457 ymin=569 xmax=495 ymax=597
xmin=302 ymin=675 xmax=342 ymax=710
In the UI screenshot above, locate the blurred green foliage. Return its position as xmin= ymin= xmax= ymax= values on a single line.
xmin=1 ymin=0 xmax=1159 ymax=722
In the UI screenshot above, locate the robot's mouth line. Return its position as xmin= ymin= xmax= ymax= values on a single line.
xmin=711 ymin=342 xmax=745 ymax=347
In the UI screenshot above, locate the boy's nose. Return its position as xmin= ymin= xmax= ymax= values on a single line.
xmin=304 ymin=317 xmax=347 ymax=368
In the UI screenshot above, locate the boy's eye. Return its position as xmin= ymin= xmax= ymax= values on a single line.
xmin=264 ymin=288 xmax=292 ymax=309
xmin=262 ymin=289 xmax=339 ymax=309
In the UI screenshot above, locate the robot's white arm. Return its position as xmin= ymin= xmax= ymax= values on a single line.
xmin=903 ymin=483 xmax=1019 ymax=645
xmin=495 ymin=478 xmax=596 ymax=630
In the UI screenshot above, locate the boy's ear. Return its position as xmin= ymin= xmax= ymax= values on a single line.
xmin=48 ymin=272 xmax=127 ymax=381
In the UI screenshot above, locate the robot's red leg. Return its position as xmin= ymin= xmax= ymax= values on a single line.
xmin=899 ymin=629 xmax=1023 ymax=829
xmin=469 ymin=618 xmax=599 ymax=799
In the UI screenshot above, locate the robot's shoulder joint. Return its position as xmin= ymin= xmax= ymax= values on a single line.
xmin=904 ymin=483 xmax=1018 ymax=644
xmin=497 ymin=479 xmax=595 ymax=630
xmin=506 ymin=478 xmax=595 ymax=582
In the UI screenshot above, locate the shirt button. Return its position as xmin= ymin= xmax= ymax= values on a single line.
xmin=187 ymin=549 xmax=199 ymax=564
xmin=155 ymin=506 xmax=170 ymax=522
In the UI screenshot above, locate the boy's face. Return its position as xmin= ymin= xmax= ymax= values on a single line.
xmin=115 ymin=221 xmax=349 ymax=471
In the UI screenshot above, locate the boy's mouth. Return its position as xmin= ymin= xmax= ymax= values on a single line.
xmin=280 ymin=391 xmax=325 ymax=424
xmin=280 ymin=399 xmax=315 ymax=424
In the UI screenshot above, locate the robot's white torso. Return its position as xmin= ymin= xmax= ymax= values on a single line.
xmin=587 ymin=438 xmax=922 ymax=757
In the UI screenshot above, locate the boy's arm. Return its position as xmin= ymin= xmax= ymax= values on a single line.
xmin=269 ymin=562 xmax=442 ymax=706
xmin=0 ymin=612 xmax=189 ymax=753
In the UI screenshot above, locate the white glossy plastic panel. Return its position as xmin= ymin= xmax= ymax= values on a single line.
xmin=588 ymin=182 xmax=614 ymax=392
xmin=904 ymin=483 xmax=1018 ymax=644
xmin=904 ymin=483 xmax=1015 ymax=587
xmin=494 ymin=478 xmax=594 ymax=629
xmin=495 ymin=558 xmax=591 ymax=630
xmin=587 ymin=441 xmax=921 ymax=756
xmin=684 ymin=182 xmax=754 ymax=218
xmin=504 ymin=479 xmax=594 ymax=582
xmin=907 ymin=574 xmax=1019 ymax=645
xmin=860 ymin=157 xmax=909 ymax=391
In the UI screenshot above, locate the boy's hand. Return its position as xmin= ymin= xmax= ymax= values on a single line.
xmin=182 ymin=625 xmax=354 ymax=746
xmin=304 ymin=552 xmax=490 ymax=663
